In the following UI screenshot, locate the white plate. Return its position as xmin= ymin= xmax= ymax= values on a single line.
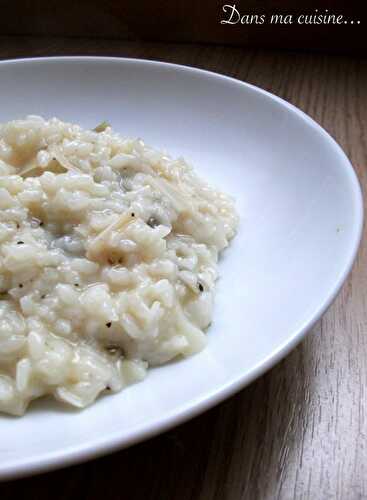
xmin=0 ymin=57 xmax=363 ymax=481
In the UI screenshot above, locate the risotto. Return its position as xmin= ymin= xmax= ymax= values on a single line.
xmin=0 ymin=116 xmax=238 ymax=416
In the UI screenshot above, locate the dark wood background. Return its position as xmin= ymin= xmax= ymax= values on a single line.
xmin=0 ymin=35 xmax=366 ymax=498
xmin=0 ymin=1 xmax=365 ymax=53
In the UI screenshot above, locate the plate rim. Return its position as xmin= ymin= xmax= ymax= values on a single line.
xmin=0 ymin=55 xmax=363 ymax=481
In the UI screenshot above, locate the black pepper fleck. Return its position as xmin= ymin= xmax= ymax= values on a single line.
xmin=198 ymin=282 xmax=204 ymax=292
xmin=131 ymin=212 xmax=135 ymax=217
xmin=17 ymin=241 xmax=24 ymax=245
xmin=19 ymin=284 xmax=23 ymax=288
xmin=16 ymin=223 xmax=20 ymax=229
xmin=39 ymin=222 xmax=44 ymax=227
xmin=41 ymin=295 xmax=46 ymax=299
xmin=106 ymin=322 xmax=112 ymax=328
xmin=74 ymin=283 xmax=79 ymax=287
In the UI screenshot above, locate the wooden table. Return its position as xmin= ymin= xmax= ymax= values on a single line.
xmin=0 ymin=37 xmax=366 ymax=500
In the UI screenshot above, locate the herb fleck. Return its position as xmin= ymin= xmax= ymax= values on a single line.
xmin=93 ymin=121 xmax=110 ymax=133
xmin=147 ymin=216 xmax=159 ymax=228
xmin=105 ymin=345 xmax=123 ymax=356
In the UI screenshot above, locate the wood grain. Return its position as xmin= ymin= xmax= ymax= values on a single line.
xmin=0 ymin=1 xmax=365 ymax=53
xmin=0 ymin=37 xmax=366 ymax=499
